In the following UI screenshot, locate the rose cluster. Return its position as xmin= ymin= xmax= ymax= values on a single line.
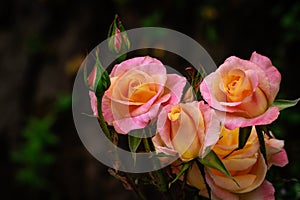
xmin=89 ymin=52 xmax=288 ymax=199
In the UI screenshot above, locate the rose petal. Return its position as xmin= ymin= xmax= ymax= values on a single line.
xmin=112 ymin=103 xmax=161 ymax=134
xmin=269 ymin=149 xmax=288 ymax=167
xmin=200 ymin=71 xmax=227 ymax=111
xmin=87 ymin=66 xmax=97 ymax=89
xmin=223 ymin=106 xmax=280 ymax=130
xmin=205 ymin=170 xmax=239 ymax=200
xmin=89 ymin=91 xmax=98 ymax=116
xmin=164 ymin=74 xmax=187 ymax=105
xmin=250 ymin=52 xmax=281 ymax=104
xmin=222 ymin=157 xmax=257 ymax=171
xmin=187 ymin=163 xmax=207 ymax=191
xmin=208 ymin=153 xmax=267 ymax=194
xmin=110 ymin=56 xmax=166 ymax=77
xmin=172 ymin=103 xmax=202 ymax=161
xmin=200 ymin=102 xmax=222 ymax=157
xmin=239 ymin=180 xmax=275 ymax=200
xmin=101 ymin=93 xmax=114 ymax=124
xmin=156 ymin=105 xmax=173 ymax=148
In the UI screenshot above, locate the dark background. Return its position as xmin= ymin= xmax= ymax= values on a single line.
xmin=1 ymin=0 xmax=299 ymax=199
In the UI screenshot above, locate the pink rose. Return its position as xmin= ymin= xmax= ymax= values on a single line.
xmin=102 ymin=56 xmax=186 ymax=134
xmin=200 ymin=52 xmax=281 ymax=130
xmin=200 ymin=126 xmax=288 ymax=200
xmin=152 ymin=101 xmax=221 ymax=162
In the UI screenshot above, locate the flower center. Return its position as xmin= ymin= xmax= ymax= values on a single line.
xmin=168 ymin=105 xmax=181 ymax=121
xmin=129 ymin=83 xmax=158 ymax=103
xmin=223 ymin=69 xmax=252 ymax=102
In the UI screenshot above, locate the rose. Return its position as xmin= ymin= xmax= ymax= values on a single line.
xmin=102 ymin=56 xmax=186 ymax=134
xmin=196 ymin=126 xmax=288 ymax=200
xmin=152 ymin=101 xmax=221 ymax=162
xmin=205 ymin=126 xmax=267 ymax=199
xmin=200 ymin=52 xmax=281 ymax=130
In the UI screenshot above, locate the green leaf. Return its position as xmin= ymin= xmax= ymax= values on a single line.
xmin=169 ymin=162 xmax=192 ymax=187
xmin=128 ymin=133 xmax=143 ymax=166
xmin=107 ymin=14 xmax=117 ymax=38
xmin=238 ymin=126 xmax=252 ymax=149
xmin=273 ymin=98 xmax=300 ymax=110
xmin=94 ymin=49 xmax=111 ymax=99
xmin=128 ymin=134 xmax=143 ymax=153
xmin=199 ymin=150 xmax=239 ymax=187
xmin=255 ymin=126 xmax=268 ymax=166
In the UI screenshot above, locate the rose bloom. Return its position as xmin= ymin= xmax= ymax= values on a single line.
xmin=188 ymin=126 xmax=288 ymax=200
xmin=200 ymin=52 xmax=281 ymax=130
xmin=101 ymin=56 xmax=186 ymax=134
xmin=152 ymin=101 xmax=221 ymax=162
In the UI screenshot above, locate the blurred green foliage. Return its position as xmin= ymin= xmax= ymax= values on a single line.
xmin=141 ymin=11 xmax=163 ymax=27
xmin=12 ymin=94 xmax=71 ymax=189
xmin=280 ymin=4 xmax=300 ymax=43
xmin=12 ymin=116 xmax=57 ymax=188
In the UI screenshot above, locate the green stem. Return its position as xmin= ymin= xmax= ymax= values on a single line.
xmin=143 ymin=138 xmax=151 ymax=152
xmin=98 ymin=100 xmax=146 ymax=199
xmin=143 ymin=135 xmax=169 ymax=196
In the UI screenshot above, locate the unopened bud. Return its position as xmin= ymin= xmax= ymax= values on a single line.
xmin=108 ymin=15 xmax=130 ymax=54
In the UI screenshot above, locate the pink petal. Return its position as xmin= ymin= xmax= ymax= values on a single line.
xmin=199 ymin=101 xmax=221 ymax=157
xmin=250 ymin=52 xmax=281 ymax=104
xmin=269 ymin=149 xmax=288 ymax=167
xmin=112 ymin=103 xmax=161 ymax=134
xmin=112 ymin=115 xmax=148 ymax=134
xmin=200 ymin=72 xmax=227 ymax=111
xmin=164 ymin=74 xmax=187 ymax=104
xmin=205 ymin=170 xmax=239 ymax=200
xmin=156 ymin=105 xmax=173 ymax=148
xmin=87 ymin=66 xmax=97 ymax=89
xmin=224 ymin=106 xmax=280 ymax=130
xmin=219 ymin=56 xmax=264 ymax=76
xmin=89 ymin=91 xmax=98 ymax=116
xmin=101 ymin=93 xmax=114 ymax=125
xmin=249 ymin=52 xmax=273 ymax=71
xmin=239 ymin=180 xmax=275 ymax=200
xmin=219 ymin=101 xmax=243 ymax=107
xmin=110 ymin=56 xmax=166 ymax=77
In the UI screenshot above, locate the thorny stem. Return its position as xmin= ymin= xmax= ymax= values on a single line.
xmin=124 ymin=173 xmax=147 ymax=200
xmin=97 ymin=100 xmax=147 ymax=199
xmin=143 ymin=130 xmax=172 ymax=199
